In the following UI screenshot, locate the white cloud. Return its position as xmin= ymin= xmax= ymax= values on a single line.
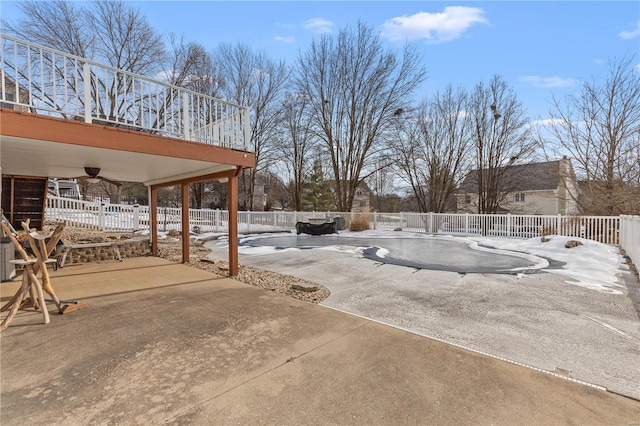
xmin=276 ymin=23 xmax=296 ymax=30
xmin=593 ymin=59 xmax=604 ymax=65
xmin=304 ymin=18 xmax=334 ymax=34
xmin=274 ymin=35 xmax=296 ymax=44
xmin=380 ymin=6 xmax=488 ymax=43
xmin=618 ymin=21 xmax=640 ymax=39
xmin=153 ymin=70 xmax=173 ymax=83
xmin=520 ymin=75 xmax=577 ymax=88
xmin=529 ymin=118 xmax=566 ymax=128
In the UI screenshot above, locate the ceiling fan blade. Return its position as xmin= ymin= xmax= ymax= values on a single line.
xmin=100 ymin=176 xmax=122 ymax=187
xmin=71 ymin=175 xmax=102 ymax=184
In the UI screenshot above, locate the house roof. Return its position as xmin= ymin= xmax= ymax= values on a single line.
xmin=458 ymin=160 xmax=568 ymax=193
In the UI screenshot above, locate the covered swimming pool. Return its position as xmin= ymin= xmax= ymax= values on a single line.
xmin=240 ymin=234 xmax=554 ymax=274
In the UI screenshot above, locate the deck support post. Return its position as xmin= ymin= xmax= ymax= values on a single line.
xmin=228 ymin=170 xmax=239 ymax=276
xmin=181 ymin=183 xmax=190 ymax=263
xmin=150 ymin=185 xmax=158 ymax=255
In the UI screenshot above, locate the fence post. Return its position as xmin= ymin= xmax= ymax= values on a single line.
xmin=273 ymin=211 xmax=277 ymax=228
xmin=557 ymin=214 xmax=562 ymax=235
xmin=373 ymin=211 xmax=377 ymax=230
xmin=98 ymin=202 xmax=105 ymax=231
xmin=400 ymin=212 xmax=404 ymax=230
xmin=133 ymin=204 xmax=140 ymax=231
xmin=429 ymin=212 xmax=434 ymax=234
xmin=507 ymin=214 xmax=511 ymax=238
xmin=247 ymin=211 xmax=251 ymax=233
xmin=83 ymin=63 xmax=92 ymax=123
xmin=465 ymin=213 xmax=469 ymax=236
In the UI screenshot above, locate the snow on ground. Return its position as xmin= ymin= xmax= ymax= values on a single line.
xmin=468 ymin=234 xmax=628 ymax=295
xmin=210 ymin=230 xmax=629 ymax=296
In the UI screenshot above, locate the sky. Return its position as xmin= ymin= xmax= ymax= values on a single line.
xmin=1 ymin=1 xmax=639 ymax=121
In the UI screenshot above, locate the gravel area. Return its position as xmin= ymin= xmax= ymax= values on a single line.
xmin=37 ymin=224 xmax=330 ymax=304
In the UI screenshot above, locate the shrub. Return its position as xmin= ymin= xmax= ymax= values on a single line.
xmin=349 ymin=214 xmax=370 ymax=232
xmin=540 ymin=226 xmax=556 ymax=242
xmin=541 ymin=226 xmax=556 ymax=236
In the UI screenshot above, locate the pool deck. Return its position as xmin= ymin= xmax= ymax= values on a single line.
xmin=1 ymin=256 xmax=639 ymax=425
xmin=208 ymin=239 xmax=640 ymax=401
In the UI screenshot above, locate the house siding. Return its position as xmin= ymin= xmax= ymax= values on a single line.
xmin=456 ymin=158 xmax=580 ymax=215
xmin=456 ymin=189 xmax=578 ymax=215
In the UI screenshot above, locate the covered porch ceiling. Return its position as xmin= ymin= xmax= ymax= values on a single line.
xmin=0 ymin=109 xmax=255 ymax=186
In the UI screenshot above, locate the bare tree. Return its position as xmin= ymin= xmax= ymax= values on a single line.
xmin=157 ymin=186 xmax=181 ymax=208
xmin=9 ymin=0 xmax=166 ymax=76
xmin=188 ymin=181 xmax=214 ymax=209
xmin=467 ymin=74 xmax=533 ymax=214
xmin=277 ymin=93 xmax=316 ymax=210
xmin=120 ymin=182 xmax=148 ymax=204
xmin=165 ymin=34 xmax=220 ymax=95
xmin=367 ymin=159 xmax=395 ymax=212
xmin=88 ymin=1 xmax=165 ymax=76
xmin=295 ymin=22 xmax=426 ymax=211
xmin=261 ymin=171 xmax=290 ymax=210
xmin=214 ymin=43 xmax=290 ymax=210
xmin=3 ymin=0 xmax=93 ymax=57
xmin=4 ymin=0 xmax=166 ymax=122
xmin=164 ymin=35 xmax=224 ymax=207
xmin=540 ymin=55 xmax=640 ymax=214
xmin=391 ymin=86 xmax=471 ymax=213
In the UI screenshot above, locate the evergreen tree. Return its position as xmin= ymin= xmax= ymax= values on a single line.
xmin=302 ymin=160 xmax=334 ymax=211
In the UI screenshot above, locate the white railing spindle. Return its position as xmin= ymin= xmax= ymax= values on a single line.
xmin=1 ymin=34 xmax=249 ymax=150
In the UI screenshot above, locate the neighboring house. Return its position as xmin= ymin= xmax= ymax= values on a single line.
xmin=48 ymin=178 xmax=82 ymax=199
xmin=457 ymin=157 xmax=579 ymax=215
xmin=238 ymin=178 xmax=267 ymax=211
xmin=350 ymin=181 xmax=371 ymax=213
xmin=252 ymin=182 xmax=268 ymax=211
xmin=1 ymin=75 xmax=31 ymax=112
xmin=328 ymin=180 xmax=371 ymax=213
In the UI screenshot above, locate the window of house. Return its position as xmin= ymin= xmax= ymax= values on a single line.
xmin=1 ymin=92 xmax=15 ymax=109
xmin=515 ymin=192 xmax=525 ymax=202
xmin=464 ymin=195 xmax=471 ymax=204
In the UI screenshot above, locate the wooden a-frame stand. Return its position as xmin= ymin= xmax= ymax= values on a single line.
xmin=1 ymin=220 xmax=86 ymax=332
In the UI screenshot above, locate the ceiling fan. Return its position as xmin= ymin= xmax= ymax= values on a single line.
xmin=75 ymin=167 xmax=122 ymax=186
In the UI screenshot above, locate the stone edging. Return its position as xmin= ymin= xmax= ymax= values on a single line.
xmin=55 ymin=239 xmax=150 ymax=266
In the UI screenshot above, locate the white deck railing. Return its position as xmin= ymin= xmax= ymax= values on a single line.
xmin=0 ymin=34 xmax=249 ymax=150
xmin=45 ymin=196 xmax=627 ymax=246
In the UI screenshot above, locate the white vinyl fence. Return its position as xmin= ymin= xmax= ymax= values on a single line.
xmin=620 ymin=215 xmax=640 ymax=267
xmin=44 ymin=196 xmax=629 ymax=245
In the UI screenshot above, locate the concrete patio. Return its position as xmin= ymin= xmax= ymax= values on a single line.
xmin=211 ymin=238 xmax=640 ymax=401
xmin=1 ymin=257 xmax=639 ymax=425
